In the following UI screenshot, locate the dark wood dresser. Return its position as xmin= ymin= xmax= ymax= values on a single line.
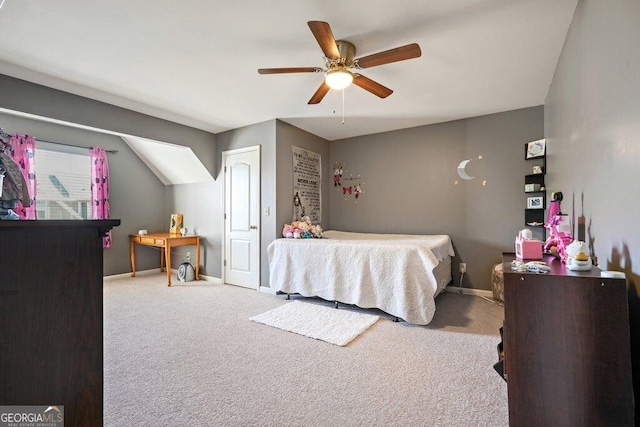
xmin=502 ymin=252 xmax=634 ymax=426
xmin=0 ymin=220 xmax=120 ymax=427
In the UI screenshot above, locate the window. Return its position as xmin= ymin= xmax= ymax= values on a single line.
xmin=34 ymin=147 xmax=91 ymax=220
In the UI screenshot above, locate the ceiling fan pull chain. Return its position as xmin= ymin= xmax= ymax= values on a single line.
xmin=342 ymin=90 xmax=346 ymax=125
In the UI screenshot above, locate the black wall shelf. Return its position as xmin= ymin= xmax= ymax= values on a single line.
xmin=524 ymin=141 xmax=547 ymax=239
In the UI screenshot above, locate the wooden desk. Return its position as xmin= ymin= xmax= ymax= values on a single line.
xmin=130 ymin=232 xmax=200 ymax=286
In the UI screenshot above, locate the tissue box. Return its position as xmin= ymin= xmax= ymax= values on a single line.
xmin=525 ymin=183 xmax=541 ymax=192
xmin=515 ymin=237 xmax=543 ymax=260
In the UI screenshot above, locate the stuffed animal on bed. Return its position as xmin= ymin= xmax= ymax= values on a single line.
xmin=282 ymin=224 xmax=295 ymax=238
xmin=297 ymin=220 xmax=312 ymax=233
xmin=282 ymin=217 xmax=323 ymax=238
xmin=310 ymin=224 xmax=323 ymax=238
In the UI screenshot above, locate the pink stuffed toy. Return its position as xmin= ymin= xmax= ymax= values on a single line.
xmin=282 ymin=224 xmax=294 ymax=238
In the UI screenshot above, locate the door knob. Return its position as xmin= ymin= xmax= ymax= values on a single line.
xmin=250 ymin=225 xmax=258 ymax=229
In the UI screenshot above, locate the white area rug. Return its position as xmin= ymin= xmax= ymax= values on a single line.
xmin=250 ymin=300 xmax=379 ymax=346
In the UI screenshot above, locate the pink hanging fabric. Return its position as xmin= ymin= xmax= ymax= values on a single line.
xmin=7 ymin=134 xmax=37 ymax=219
xmin=90 ymin=147 xmax=112 ymax=248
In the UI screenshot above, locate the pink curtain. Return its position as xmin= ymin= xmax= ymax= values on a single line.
xmin=90 ymin=147 xmax=112 ymax=248
xmin=7 ymin=134 xmax=37 ymax=219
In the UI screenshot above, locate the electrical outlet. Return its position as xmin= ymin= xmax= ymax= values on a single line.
xmin=186 ymin=252 xmax=191 ymax=260
xmin=459 ymin=263 xmax=467 ymax=273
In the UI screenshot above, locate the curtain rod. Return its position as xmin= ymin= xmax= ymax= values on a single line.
xmin=0 ymin=129 xmax=118 ymax=154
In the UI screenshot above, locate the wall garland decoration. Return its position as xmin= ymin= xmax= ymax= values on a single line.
xmin=334 ymin=162 xmax=365 ymax=202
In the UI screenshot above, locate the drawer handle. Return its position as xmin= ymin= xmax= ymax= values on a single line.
xmin=520 ymin=276 xmax=525 ymax=281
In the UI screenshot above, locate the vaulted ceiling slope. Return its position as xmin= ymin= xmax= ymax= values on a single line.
xmin=0 ymin=1 xmax=577 ymax=141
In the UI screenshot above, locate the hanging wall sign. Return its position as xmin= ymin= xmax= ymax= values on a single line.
xmin=292 ymin=146 xmax=322 ymax=222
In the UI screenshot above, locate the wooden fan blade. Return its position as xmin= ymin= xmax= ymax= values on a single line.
xmin=308 ymin=21 xmax=340 ymax=60
xmin=258 ymin=67 xmax=322 ymax=74
xmin=308 ymin=81 xmax=330 ymax=104
xmin=352 ymin=74 xmax=393 ymax=98
xmin=355 ymin=43 xmax=422 ymax=69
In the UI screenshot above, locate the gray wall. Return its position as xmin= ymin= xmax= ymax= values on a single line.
xmin=275 ymin=120 xmax=330 ymax=233
xmin=329 ymin=106 xmax=544 ymax=290
xmin=165 ymin=182 xmax=219 ymax=274
xmin=0 ymin=75 xmax=330 ymax=286
xmin=216 ymin=119 xmax=330 ymax=287
xmin=216 ymin=120 xmax=276 ymax=286
xmin=0 ymin=110 xmax=165 ymax=275
xmin=0 ymin=75 xmax=217 ymax=166
xmin=1 ymin=74 xmax=543 ymax=292
xmin=0 ymin=75 xmax=218 ymax=276
xmin=544 ymin=0 xmax=640 ymax=414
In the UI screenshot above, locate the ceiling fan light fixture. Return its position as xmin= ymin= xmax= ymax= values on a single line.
xmin=258 ymin=21 xmax=420 ymax=104
xmin=325 ymin=68 xmax=354 ymax=90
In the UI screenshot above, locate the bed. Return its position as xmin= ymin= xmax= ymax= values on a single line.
xmin=267 ymin=230 xmax=455 ymax=325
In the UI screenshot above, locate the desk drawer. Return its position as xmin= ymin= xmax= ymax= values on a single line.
xmin=141 ymin=237 xmax=164 ymax=245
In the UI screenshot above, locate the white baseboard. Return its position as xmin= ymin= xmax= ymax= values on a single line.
xmin=103 ymin=269 xmax=162 ymax=281
xmin=198 ymin=275 xmax=222 ymax=284
xmin=104 ymin=269 xmax=222 ymax=284
xmin=259 ymin=286 xmax=277 ymax=295
xmin=105 ymin=270 xmax=273 ymax=292
xmin=445 ymin=285 xmax=494 ymax=299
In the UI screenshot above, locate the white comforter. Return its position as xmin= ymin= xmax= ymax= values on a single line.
xmin=267 ymin=230 xmax=455 ymax=325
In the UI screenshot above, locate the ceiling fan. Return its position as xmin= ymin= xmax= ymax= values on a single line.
xmin=258 ymin=21 xmax=422 ymax=104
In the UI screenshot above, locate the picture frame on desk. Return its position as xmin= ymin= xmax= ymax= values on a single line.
xmin=169 ymin=213 xmax=183 ymax=234
xmin=525 ymin=139 xmax=546 ymax=159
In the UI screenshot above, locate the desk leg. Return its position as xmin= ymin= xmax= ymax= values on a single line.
xmin=195 ymin=238 xmax=200 ymax=280
xmin=130 ymin=239 xmax=136 ymax=277
xmin=160 ymin=250 xmax=165 ymax=272
xmin=165 ymin=243 xmax=172 ymax=286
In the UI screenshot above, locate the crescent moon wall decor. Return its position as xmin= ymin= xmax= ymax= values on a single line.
xmin=457 ymin=159 xmax=475 ymax=180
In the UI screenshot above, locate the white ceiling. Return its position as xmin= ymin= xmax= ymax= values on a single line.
xmin=0 ymin=0 xmax=577 ymax=141
xmin=122 ymin=136 xmax=214 ymax=185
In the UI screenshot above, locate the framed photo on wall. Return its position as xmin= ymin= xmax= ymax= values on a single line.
xmin=527 ymin=196 xmax=544 ymax=209
xmin=525 ymin=139 xmax=546 ymax=159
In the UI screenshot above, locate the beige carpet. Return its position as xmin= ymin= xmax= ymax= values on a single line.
xmin=104 ymin=273 xmax=508 ymax=426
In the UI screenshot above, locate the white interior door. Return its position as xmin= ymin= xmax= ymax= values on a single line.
xmin=223 ymin=146 xmax=260 ymax=289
